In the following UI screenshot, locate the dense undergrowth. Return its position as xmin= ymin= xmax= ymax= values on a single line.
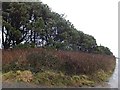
xmin=2 ymin=48 xmax=116 ymax=87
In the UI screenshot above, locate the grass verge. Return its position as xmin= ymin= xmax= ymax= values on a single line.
xmin=2 ymin=69 xmax=114 ymax=87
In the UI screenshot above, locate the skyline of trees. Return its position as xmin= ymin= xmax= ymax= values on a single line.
xmin=2 ymin=2 xmax=113 ymax=55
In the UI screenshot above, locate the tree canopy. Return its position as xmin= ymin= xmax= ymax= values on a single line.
xmin=2 ymin=2 xmax=113 ymax=55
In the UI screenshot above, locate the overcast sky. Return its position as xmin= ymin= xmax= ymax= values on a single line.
xmin=41 ymin=0 xmax=118 ymax=57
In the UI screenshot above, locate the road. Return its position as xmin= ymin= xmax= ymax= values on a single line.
xmin=107 ymin=59 xmax=118 ymax=88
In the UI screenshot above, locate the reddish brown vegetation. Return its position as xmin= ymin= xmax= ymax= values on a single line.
xmin=2 ymin=48 xmax=116 ymax=75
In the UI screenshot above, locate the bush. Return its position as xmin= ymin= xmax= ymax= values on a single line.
xmin=2 ymin=48 xmax=116 ymax=76
xmin=26 ymin=50 xmax=60 ymax=73
xmin=2 ymin=59 xmax=28 ymax=73
xmin=55 ymin=50 xmax=116 ymax=75
xmin=14 ymin=43 xmax=35 ymax=49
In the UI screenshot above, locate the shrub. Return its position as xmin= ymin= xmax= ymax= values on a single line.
xmin=2 ymin=48 xmax=116 ymax=76
xmin=14 ymin=43 xmax=35 ymax=49
xmin=26 ymin=50 xmax=60 ymax=73
xmin=55 ymin=50 xmax=116 ymax=75
xmin=2 ymin=59 xmax=28 ymax=73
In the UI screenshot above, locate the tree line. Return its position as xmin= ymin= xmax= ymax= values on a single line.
xmin=2 ymin=2 xmax=113 ymax=55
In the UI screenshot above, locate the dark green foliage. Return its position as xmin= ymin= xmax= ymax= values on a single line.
xmin=93 ymin=46 xmax=113 ymax=55
xmin=2 ymin=2 xmax=113 ymax=55
xmin=14 ymin=43 xmax=35 ymax=49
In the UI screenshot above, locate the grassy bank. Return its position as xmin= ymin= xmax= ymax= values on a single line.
xmin=2 ymin=48 xmax=116 ymax=87
xmin=2 ymin=70 xmax=114 ymax=87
